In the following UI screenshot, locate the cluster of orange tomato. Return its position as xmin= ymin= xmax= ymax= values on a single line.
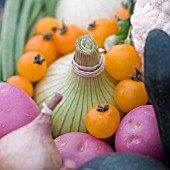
xmin=7 ymin=3 xmax=130 ymax=98
xmin=85 ymin=6 xmax=149 ymax=140
xmin=7 ymin=17 xmax=83 ymax=97
xmin=6 ymin=4 xmax=148 ymax=139
xmin=86 ymin=43 xmax=149 ymax=139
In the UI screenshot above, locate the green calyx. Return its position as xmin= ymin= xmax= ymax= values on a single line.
xmin=60 ymin=22 xmax=67 ymax=34
xmin=97 ymin=104 xmax=109 ymax=112
xmin=42 ymin=32 xmax=53 ymax=41
xmin=51 ymin=26 xmax=57 ymax=32
xmin=34 ymin=54 xmax=45 ymax=65
xmin=88 ymin=21 xmax=96 ymax=30
xmin=131 ymin=67 xmax=142 ymax=81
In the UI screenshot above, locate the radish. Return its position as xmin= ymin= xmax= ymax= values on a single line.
xmin=115 ymin=105 xmax=165 ymax=161
xmin=0 ymin=82 xmax=40 ymax=138
xmin=54 ymin=132 xmax=114 ymax=169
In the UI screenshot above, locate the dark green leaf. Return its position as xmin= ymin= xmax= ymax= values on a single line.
xmin=115 ymin=18 xmax=131 ymax=41
xmin=127 ymin=0 xmax=136 ymax=15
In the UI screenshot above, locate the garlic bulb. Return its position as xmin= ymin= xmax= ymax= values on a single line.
xmin=0 ymin=93 xmax=62 ymax=170
xmin=55 ymin=0 xmax=122 ymax=31
xmin=34 ymin=35 xmax=124 ymax=138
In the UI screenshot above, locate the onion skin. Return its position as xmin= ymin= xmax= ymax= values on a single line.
xmin=0 ymin=93 xmax=62 ymax=170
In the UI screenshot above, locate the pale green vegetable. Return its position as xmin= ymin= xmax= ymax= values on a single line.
xmin=104 ymin=0 xmax=135 ymax=51
xmin=44 ymin=0 xmax=60 ymax=16
xmin=55 ymin=0 xmax=122 ymax=31
xmin=26 ymin=0 xmax=44 ymax=34
xmin=14 ymin=0 xmax=34 ymax=74
xmin=26 ymin=11 xmax=46 ymax=40
xmin=34 ymin=35 xmax=124 ymax=138
xmin=1 ymin=0 xmax=22 ymax=80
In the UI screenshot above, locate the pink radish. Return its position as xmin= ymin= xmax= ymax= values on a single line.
xmin=54 ymin=132 xmax=114 ymax=169
xmin=115 ymin=105 xmax=164 ymax=162
xmin=0 ymin=82 xmax=40 ymax=138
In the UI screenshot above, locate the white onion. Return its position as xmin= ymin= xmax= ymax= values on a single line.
xmin=55 ymin=0 xmax=122 ymax=31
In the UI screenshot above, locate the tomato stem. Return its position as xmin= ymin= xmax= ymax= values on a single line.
xmin=34 ymin=54 xmax=45 ymax=65
xmin=88 ymin=21 xmax=96 ymax=30
xmin=115 ymin=15 xmax=121 ymax=22
xmin=60 ymin=21 xmax=67 ymax=34
xmin=115 ymin=40 xmax=125 ymax=45
xmin=42 ymin=33 xmax=53 ymax=41
xmin=131 ymin=67 xmax=142 ymax=81
xmin=97 ymin=104 xmax=109 ymax=112
xmin=121 ymin=2 xmax=128 ymax=8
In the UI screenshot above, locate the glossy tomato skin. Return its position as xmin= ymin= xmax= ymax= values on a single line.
xmin=53 ymin=25 xmax=83 ymax=55
xmin=114 ymin=79 xmax=148 ymax=113
xmin=34 ymin=17 xmax=62 ymax=35
xmin=86 ymin=103 xmax=120 ymax=139
xmin=85 ymin=18 xmax=118 ymax=48
xmin=17 ymin=52 xmax=47 ymax=82
xmin=105 ymin=44 xmax=141 ymax=81
xmin=24 ymin=34 xmax=59 ymax=66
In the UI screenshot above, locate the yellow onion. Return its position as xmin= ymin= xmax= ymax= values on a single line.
xmin=0 ymin=93 xmax=62 ymax=170
xmin=34 ymin=35 xmax=124 ymax=138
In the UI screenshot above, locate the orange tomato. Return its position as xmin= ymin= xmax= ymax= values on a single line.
xmin=86 ymin=103 xmax=120 ymax=139
xmin=85 ymin=18 xmax=118 ymax=48
xmin=114 ymin=68 xmax=148 ymax=113
xmin=34 ymin=17 xmax=62 ymax=35
xmin=24 ymin=33 xmax=59 ymax=66
xmin=7 ymin=75 xmax=33 ymax=97
xmin=53 ymin=24 xmax=84 ymax=55
xmin=17 ymin=52 xmax=47 ymax=82
xmin=105 ymin=44 xmax=141 ymax=81
xmin=113 ymin=6 xmax=131 ymax=32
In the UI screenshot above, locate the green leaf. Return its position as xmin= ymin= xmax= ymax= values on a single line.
xmin=104 ymin=35 xmax=118 ymax=51
xmin=127 ymin=0 xmax=136 ymax=15
xmin=124 ymin=26 xmax=132 ymax=44
xmin=104 ymin=18 xmax=131 ymax=51
xmin=116 ymin=18 xmax=131 ymax=41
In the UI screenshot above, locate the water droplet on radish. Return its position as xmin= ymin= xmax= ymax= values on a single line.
xmin=80 ymin=146 xmax=85 ymax=151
